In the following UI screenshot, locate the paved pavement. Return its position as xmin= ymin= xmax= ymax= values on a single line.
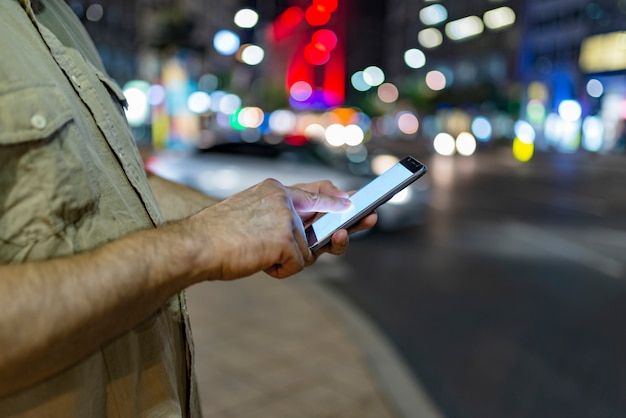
xmin=185 ymin=255 xmax=445 ymax=418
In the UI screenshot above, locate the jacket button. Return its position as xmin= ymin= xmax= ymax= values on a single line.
xmin=31 ymin=114 xmax=47 ymax=130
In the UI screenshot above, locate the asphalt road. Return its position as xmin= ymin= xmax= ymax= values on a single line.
xmin=328 ymin=148 xmax=626 ymax=418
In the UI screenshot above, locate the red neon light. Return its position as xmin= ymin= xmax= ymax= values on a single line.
xmin=323 ymin=38 xmax=345 ymax=106
xmin=305 ymin=4 xmax=331 ymax=26
xmin=312 ymin=29 xmax=337 ymax=50
xmin=271 ymin=6 xmax=305 ymax=42
xmin=283 ymin=0 xmax=346 ymax=107
xmin=286 ymin=41 xmax=314 ymax=90
xmin=314 ymin=0 xmax=338 ymax=13
xmin=304 ymin=42 xmax=330 ymax=65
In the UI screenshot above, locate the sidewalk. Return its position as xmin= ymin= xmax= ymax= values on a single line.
xmin=185 ymin=256 xmax=445 ymax=418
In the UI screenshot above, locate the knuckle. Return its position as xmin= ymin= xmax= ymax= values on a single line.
xmin=257 ymin=178 xmax=283 ymax=195
xmin=260 ymin=178 xmax=291 ymax=204
xmin=262 ymin=178 xmax=283 ymax=188
xmin=309 ymin=192 xmax=320 ymax=205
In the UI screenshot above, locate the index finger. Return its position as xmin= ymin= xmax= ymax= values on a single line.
xmin=292 ymin=180 xmax=350 ymax=199
xmin=288 ymin=187 xmax=353 ymax=214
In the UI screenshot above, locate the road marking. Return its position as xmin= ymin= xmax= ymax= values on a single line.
xmin=505 ymin=221 xmax=625 ymax=280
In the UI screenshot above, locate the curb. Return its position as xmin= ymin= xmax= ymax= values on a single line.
xmin=294 ymin=276 xmax=446 ymax=418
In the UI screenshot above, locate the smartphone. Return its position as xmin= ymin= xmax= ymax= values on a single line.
xmin=305 ymin=156 xmax=427 ymax=252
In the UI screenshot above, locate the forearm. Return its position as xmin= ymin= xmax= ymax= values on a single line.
xmin=0 ymin=178 xmax=364 ymax=396
xmin=1 ymin=174 xmax=224 ymax=396
xmin=147 ymin=171 xmax=219 ymax=222
xmin=0 ymin=221 xmax=203 ymax=397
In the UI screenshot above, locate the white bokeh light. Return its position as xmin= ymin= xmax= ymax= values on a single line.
xmin=363 ymin=66 xmax=385 ymax=87
xmin=240 ymin=44 xmax=265 ymax=65
xmin=325 ymin=124 xmax=346 ymax=147
xmin=187 ymin=91 xmax=212 ymax=114
xmin=344 ymin=124 xmax=365 ymax=146
xmin=123 ymin=87 xmax=149 ymax=127
xmin=234 ymin=8 xmax=259 ymax=28
xmin=445 ymin=16 xmax=484 ymax=41
xmin=433 ymin=132 xmax=456 ymax=156
xmin=237 ymin=107 xmax=264 ymax=128
xmin=483 ymin=7 xmax=516 ymax=30
xmin=456 ymin=132 xmax=477 ymax=156
xmin=213 ymin=30 xmax=240 ymax=55
xmin=404 ymin=48 xmax=426 ymax=69
xmin=371 ymin=155 xmax=399 ymax=176
xmin=304 ymin=123 xmax=326 ymax=141
xmin=586 ymin=79 xmax=604 ymax=98
xmin=419 ymin=4 xmax=448 ymax=26
xmin=418 ymin=28 xmax=443 ymax=49
xmin=514 ymin=120 xmax=536 ymax=144
xmin=269 ymin=110 xmax=297 ymax=135
xmin=351 ymin=71 xmax=372 ymax=91
xmin=558 ymin=100 xmax=582 ymax=122
xmin=582 ymin=116 xmax=604 ymax=152
xmin=218 ymin=93 xmax=241 ymax=115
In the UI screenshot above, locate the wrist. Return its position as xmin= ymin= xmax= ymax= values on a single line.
xmin=162 ymin=215 xmax=221 ymax=285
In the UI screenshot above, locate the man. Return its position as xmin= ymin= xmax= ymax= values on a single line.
xmin=0 ymin=0 xmax=376 ymax=416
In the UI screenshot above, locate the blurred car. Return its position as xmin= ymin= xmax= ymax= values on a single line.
xmin=145 ymin=142 xmax=430 ymax=231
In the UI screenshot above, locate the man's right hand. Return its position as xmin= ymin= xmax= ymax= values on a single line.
xmin=178 ymin=178 xmax=355 ymax=281
xmin=0 ymin=177 xmax=362 ymax=396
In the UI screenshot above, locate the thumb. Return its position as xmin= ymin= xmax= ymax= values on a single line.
xmin=289 ymin=188 xmax=352 ymax=214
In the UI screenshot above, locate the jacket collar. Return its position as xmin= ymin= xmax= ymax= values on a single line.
xmin=19 ymin=0 xmax=45 ymax=15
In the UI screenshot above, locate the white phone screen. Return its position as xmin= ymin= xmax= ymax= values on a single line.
xmin=310 ymin=162 xmax=414 ymax=240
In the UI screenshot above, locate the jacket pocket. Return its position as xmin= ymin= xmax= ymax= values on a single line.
xmin=0 ymin=83 xmax=73 ymax=145
xmin=0 ymin=84 xmax=97 ymax=254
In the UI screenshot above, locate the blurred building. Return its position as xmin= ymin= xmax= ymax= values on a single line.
xmin=377 ymin=0 xmax=524 ymax=111
xmin=69 ymin=0 xmax=139 ymax=83
xmin=521 ymin=0 xmax=626 ymax=84
xmin=73 ymin=0 xmax=624 ymax=154
xmin=72 ymin=0 xmax=247 ymax=82
xmin=76 ymin=0 xmax=525 ymax=110
xmin=519 ymin=0 xmax=626 ymax=152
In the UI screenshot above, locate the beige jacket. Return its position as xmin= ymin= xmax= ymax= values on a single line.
xmin=0 ymin=0 xmax=198 ymax=416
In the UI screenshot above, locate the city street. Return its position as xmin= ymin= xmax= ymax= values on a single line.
xmin=6 ymin=0 xmax=626 ymax=416
xmin=322 ymin=147 xmax=626 ymax=418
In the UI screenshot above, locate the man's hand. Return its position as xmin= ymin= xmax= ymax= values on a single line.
xmin=0 ymin=178 xmax=374 ymax=395
xmin=181 ymin=179 xmax=368 ymax=281
xmin=290 ymin=180 xmax=378 ymax=256
xmin=289 ymin=180 xmax=352 ymax=223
